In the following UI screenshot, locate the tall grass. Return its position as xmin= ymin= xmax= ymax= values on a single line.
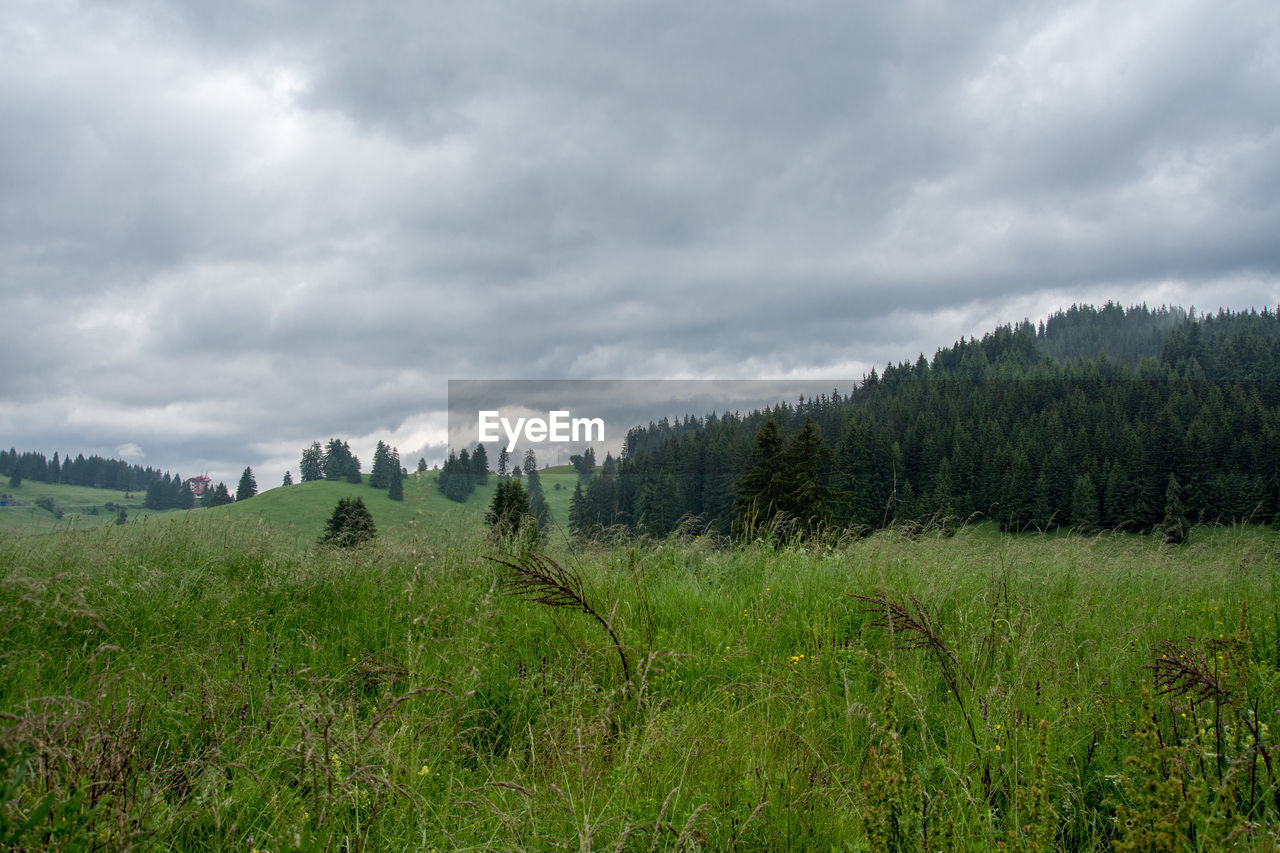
xmin=0 ymin=518 xmax=1277 ymax=850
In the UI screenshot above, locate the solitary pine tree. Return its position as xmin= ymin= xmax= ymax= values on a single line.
xmin=282 ymin=470 xmax=294 ymax=486
xmin=236 ymin=467 xmax=258 ymax=501
xmin=417 ymin=457 xmax=427 ymax=474
xmin=320 ymin=496 xmax=377 ymax=547
xmin=497 ymin=447 xmax=510 ymax=479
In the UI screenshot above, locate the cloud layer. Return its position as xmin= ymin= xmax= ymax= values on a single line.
xmin=3 ymin=0 xmax=1278 ymax=483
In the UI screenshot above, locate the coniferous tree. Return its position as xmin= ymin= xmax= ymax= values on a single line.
xmin=1000 ymin=449 xmax=1034 ymax=532
xmin=569 ymin=482 xmax=588 ymax=534
xmin=778 ymin=415 xmax=834 ymax=535
xmin=236 ymin=467 xmax=258 ymax=502
xmin=734 ymin=418 xmax=786 ymax=536
xmin=1161 ymin=472 xmax=1188 ymax=544
xmin=320 ymin=496 xmax=376 ymax=547
xmin=1070 ymin=474 xmax=1100 ymax=533
xmin=282 ymin=470 xmax=294 ymax=486
xmin=8 ymin=467 xmax=21 ymax=488
xmin=529 ymin=490 xmax=551 ymax=531
xmin=206 ymin=482 xmax=234 ymax=507
xmin=486 ymin=478 xmax=533 ymax=541
xmin=388 ymin=455 xmax=404 ymax=501
xmin=497 ymin=447 xmax=510 ymax=479
xmin=417 ymin=457 xmax=427 ymax=474
xmin=369 ymin=441 xmax=393 ymax=489
xmin=471 ymin=444 xmax=490 ymax=485
xmin=300 ymin=442 xmax=324 ymax=482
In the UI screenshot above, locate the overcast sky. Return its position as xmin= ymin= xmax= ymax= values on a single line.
xmin=3 ymin=0 xmax=1278 ymax=486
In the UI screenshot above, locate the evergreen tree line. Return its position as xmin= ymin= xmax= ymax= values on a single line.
xmin=299 ymin=439 xmax=363 ymax=484
xmin=568 ymin=305 xmax=1280 ymax=539
xmin=0 ymin=448 xmax=175 ymax=493
xmin=296 ymin=438 xmax=405 ymax=500
xmin=0 ymin=447 xmax=238 ymax=511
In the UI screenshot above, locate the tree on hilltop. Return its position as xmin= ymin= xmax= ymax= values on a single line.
xmin=237 ymin=467 xmax=258 ymax=502
xmin=300 ymin=442 xmax=324 ymax=482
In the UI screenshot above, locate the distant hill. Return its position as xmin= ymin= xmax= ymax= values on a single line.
xmin=0 ymin=479 xmax=177 ymax=535
xmin=579 ymin=303 xmax=1280 ymax=539
xmin=1 ymin=465 xmax=584 ymax=541
xmin=201 ymin=466 xmax=581 ymax=543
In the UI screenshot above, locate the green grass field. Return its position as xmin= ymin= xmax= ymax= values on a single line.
xmin=0 ymin=480 xmax=183 ymax=534
xmin=1 ymin=512 xmax=1278 ymax=850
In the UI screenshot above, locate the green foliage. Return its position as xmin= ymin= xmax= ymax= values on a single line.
xmin=862 ymin=670 xmax=925 ymax=851
xmin=438 ymin=449 xmax=475 ymax=503
xmin=388 ymin=460 xmax=403 ymax=501
xmin=368 ymin=440 xmax=394 ymax=489
xmin=580 ymin=305 xmax=1280 ymax=543
xmin=319 ymin=496 xmax=377 ymax=547
xmin=470 ymin=444 xmax=489 ymax=485
xmin=204 ymin=481 xmax=233 ymax=507
xmin=485 ymin=478 xmax=535 ymax=544
xmin=1161 ymin=473 xmax=1188 ymax=545
xmin=300 ymin=441 xmax=324 ymax=482
xmin=322 ymin=438 xmax=361 ymax=483
xmin=236 ymin=466 xmax=257 ymax=502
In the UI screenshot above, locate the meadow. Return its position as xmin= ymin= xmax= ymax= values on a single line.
xmin=1 ymin=499 xmax=1278 ymax=850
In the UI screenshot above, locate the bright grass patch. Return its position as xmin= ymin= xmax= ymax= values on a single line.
xmin=0 ymin=519 xmax=1278 ymax=849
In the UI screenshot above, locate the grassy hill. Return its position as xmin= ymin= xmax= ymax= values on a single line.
xmin=0 ymin=465 xmax=586 ymax=541
xmin=0 ymin=479 xmax=184 ymax=534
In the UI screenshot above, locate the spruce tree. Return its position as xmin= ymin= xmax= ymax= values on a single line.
xmin=486 ymin=479 xmax=532 ymax=541
xmin=236 ymin=467 xmax=258 ymax=502
xmin=569 ymin=482 xmax=588 ymax=534
xmin=1161 ymin=472 xmax=1188 ymax=544
xmin=1070 ymin=474 xmax=1100 ymax=533
xmin=300 ymin=442 xmax=324 ymax=482
xmin=778 ymin=415 xmax=833 ymax=535
xmin=369 ymin=441 xmax=393 ymax=488
xmin=734 ymin=418 xmax=785 ymax=535
xmin=388 ymin=459 xmax=404 ymax=501
xmin=282 ymin=470 xmax=294 ymax=486
xmin=207 ymin=482 xmax=234 ymax=507
xmin=320 ymin=496 xmax=377 ymax=547
xmin=471 ymin=444 xmax=490 ymax=485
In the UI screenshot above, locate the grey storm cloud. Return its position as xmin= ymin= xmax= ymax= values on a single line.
xmin=2 ymin=0 xmax=1278 ymax=484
